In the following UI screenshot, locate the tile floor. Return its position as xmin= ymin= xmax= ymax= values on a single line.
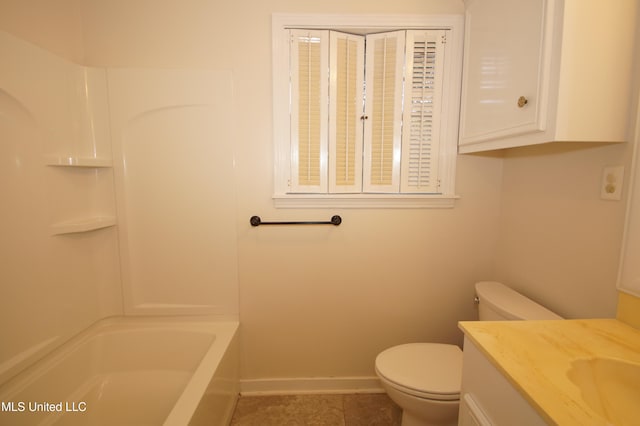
xmin=230 ymin=393 xmax=402 ymax=426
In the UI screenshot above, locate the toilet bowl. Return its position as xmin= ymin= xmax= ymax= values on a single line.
xmin=375 ymin=281 xmax=561 ymax=426
xmin=375 ymin=343 xmax=462 ymax=426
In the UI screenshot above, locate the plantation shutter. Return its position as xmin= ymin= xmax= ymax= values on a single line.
xmin=400 ymin=30 xmax=446 ymax=193
xmin=289 ymin=29 xmax=329 ymax=193
xmin=363 ymin=31 xmax=405 ymax=193
xmin=329 ymin=32 xmax=365 ymax=193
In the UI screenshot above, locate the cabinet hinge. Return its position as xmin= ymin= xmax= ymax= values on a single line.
xmin=441 ymin=34 xmax=447 ymax=45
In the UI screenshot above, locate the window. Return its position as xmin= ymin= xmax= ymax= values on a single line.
xmin=273 ymin=14 xmax=463 ymax=208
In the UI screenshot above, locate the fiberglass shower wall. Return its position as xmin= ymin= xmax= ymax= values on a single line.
xmin=107 ymin=69 xmax=239 ymax=317
xmin=0 ymin=31 xmax=121 ymax=385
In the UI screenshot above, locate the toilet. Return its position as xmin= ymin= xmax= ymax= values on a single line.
xmin=375 ymin=281 xmax=562 ymax=426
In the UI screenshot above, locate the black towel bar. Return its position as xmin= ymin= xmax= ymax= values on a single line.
xmin=250 ymin=215 xmax=342 ymax=227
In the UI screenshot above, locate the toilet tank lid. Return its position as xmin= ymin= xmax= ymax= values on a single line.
xmin=475 ymin=281 xmax=562 ymax=320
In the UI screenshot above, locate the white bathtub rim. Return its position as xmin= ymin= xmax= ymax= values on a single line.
xmin=163 ymin=321 xmax=238 ymax=426
xmin=0 ymin=336 xmax=61 ymax=387
xmin=0 ymin=313 xmax=238 ymax=389
xmin=0 ymin=316 xmax=238 ymax=403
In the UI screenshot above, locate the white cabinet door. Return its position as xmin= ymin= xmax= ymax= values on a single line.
xmin=459 ymin=0 xmax=547 ymax=146
xmin=458 ymin=0 xmax=637 ymax=153
xmin=459 ymin=337 xmax=547 ymax=425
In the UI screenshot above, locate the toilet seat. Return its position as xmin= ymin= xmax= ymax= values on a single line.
xmin=375 ymin=343 xmax=462 ymax=401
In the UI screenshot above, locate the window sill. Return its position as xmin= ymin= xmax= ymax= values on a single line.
xmin=273 ymin=193 xmax=459 ymax=209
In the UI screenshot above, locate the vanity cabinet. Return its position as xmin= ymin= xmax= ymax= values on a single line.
xmin=458 ymin=0 xmax=637 ymax=153
xmin=458 ymin=337 xmax=546 ymax=426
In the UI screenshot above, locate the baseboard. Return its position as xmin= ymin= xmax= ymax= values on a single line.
xmin=239 ymin=376 xmax=384 ymax=396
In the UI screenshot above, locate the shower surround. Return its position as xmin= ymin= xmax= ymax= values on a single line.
xmin=0 ymin=30 xmax=239 ymax=424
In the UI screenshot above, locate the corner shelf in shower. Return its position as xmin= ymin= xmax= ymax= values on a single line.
xmin=45 ymin=155 xmax=113 ymax=168
xmin=46 ymin=156 xmax=116 ymax=235
xmin=50 ymin=216 xmax=116 ymax=235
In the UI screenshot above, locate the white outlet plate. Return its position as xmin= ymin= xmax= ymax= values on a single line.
xmin=601 ymin=166 xmax=624 ymax=201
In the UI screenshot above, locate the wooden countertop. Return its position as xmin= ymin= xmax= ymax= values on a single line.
xmin=458 ymin=319 xmax=640 ymax=425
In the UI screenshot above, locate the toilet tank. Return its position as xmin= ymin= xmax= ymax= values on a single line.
xmin=475 ymin=281 xmax=562 ymax=321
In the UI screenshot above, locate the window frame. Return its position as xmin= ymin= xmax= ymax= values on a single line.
xmin=272 ymin=13 xmax=464 ymax=208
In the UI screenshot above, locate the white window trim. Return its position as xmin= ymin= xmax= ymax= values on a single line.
xmin=272 ymin=13 xmax=464 ymax=209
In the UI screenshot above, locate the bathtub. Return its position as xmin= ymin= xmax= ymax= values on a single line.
xmin=0 ymin=316 xmax=239 ymax=426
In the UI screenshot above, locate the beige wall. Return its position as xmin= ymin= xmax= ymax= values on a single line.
xmin=493 ymin=142 xmax=631 ymax=319
xmin=76 ymin=0 xmax=505 ymax=380
xmin=0 ymin=0 xmax=85 ymax=63
xmin=237 ymin=153 xmax=502 ymax=379
xmin=2 ymin=0 xmax=634 ymax=384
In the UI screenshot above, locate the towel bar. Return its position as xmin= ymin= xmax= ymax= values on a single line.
xmin=249 ymin=215 xmax=342 ymax=226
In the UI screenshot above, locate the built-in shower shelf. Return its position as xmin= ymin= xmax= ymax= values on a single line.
xmin=45 ymin=156 xmax=112 ymax=168
xmin=50 ymin=216 xmax=116 ymax=235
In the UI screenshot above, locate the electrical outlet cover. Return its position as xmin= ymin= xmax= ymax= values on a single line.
xmin=601 ymin=166 xmax=624 ymax=201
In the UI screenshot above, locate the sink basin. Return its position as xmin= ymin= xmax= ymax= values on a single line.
xmin=567 ymin=357 xmax=640 ymax=425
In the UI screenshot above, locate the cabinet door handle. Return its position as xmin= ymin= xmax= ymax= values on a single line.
xmin=517 ymin=96 xmax=528 ymax=108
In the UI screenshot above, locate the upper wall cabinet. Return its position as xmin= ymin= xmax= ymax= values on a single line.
xmin=458 ymin=0 xmax=637 ymax=153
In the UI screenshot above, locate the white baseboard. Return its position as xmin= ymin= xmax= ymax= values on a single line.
xmin=240 ymin=376 xmax=384 ymax=396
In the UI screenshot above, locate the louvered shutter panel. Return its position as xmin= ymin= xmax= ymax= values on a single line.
xmin=400 ymin=30 xmax=446 ymax=193
xmin=289 ymin=30 xmax=329 ymax=193
xmin=329 ymin=32 xmax=365 ymax=193
xmin=363 ymin=31 xmax=405 ymax=193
